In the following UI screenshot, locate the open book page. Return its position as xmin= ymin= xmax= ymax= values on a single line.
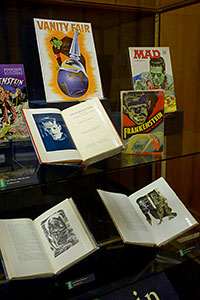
xmin=34 ymin=198 xmax=98 ymax=275
xmin=62 ymin=97 xmax=124 ymax=162
xmin=22 ymin=108 xmax=81 ymax=163
xmin=97 ymin=190 xmax=154 ymax=245
xmin=129 ymin=177 xmax=198 ymax=246
xmin=0 ymin=219 xmax=53 ymax=279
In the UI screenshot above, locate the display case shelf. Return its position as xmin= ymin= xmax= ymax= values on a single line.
xmin=7 ymin=0 xmax=199 ymax=12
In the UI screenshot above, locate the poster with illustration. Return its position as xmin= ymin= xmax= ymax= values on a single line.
xmin=34 ymin=18 xmax=103 ymax=103
xmin=0 ymin=64 xmax=29 ymax=143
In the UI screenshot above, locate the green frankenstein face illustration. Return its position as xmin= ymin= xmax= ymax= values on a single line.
xmin=150 ymin=65 xmax=165 ymax=86
xmin=124 ymin=93 xmax=151 ymax=125
xmin=127 ymin=102 xmax=150 ymax=125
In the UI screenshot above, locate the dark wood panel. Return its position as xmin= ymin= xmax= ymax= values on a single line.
xmin=165 ymin=154 xmax=200 ymax=216
xmin=160 ymin=4 xmax=200 ymax=132
xmin=160 ymin=4 xmax=200 ymax=213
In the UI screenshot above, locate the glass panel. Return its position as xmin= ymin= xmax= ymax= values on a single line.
xmin=0 ymin=2 xmax=199 ymax=299
xmin=0 ymin=0 xmax=198 ymax=193
xmin=0 ymin=1 xmax=154 ymax=109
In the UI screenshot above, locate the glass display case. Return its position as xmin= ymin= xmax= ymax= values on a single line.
xmin=0 ymin=0 xmax=200 ymax=299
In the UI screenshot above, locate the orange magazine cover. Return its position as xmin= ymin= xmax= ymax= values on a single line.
xmin=34 ymin=18 xmax=103 ymax=103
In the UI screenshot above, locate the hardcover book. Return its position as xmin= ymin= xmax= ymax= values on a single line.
xmin=128 ymin=47 xmax=177 ymax=113
xmin=22 ymin=97 xmax=125 ymax=165
xmin=0 ymin=64 xmax=29 ymax=142
xmin=34 ymin=18 xmax=103 ymax=103
xmin=0 ymin=198 xmax=98 ymax=280
xmin=97 ymin=177 xmax=198 ymax=247
xmin=121 ymin=89 xmax=164 ymax=154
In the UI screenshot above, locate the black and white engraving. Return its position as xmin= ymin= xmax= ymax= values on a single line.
xmin=136 ymin=188 xmax=177 ymax=225
xmin=41 ymin=209 xmax=79 ymax=257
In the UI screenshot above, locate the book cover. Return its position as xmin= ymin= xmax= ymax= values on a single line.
xmin=34 ymin=18 xmax=103 ymax=103
xmin=121 ymin=90 xmax=164 ymax=154
xmin=128 ymin=47 xmax=177 ymax=113
xmin=0 ymin=64 xmax=29 ymax=143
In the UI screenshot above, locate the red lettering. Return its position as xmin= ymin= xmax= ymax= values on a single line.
xmin=152 ymin=50 xmax=160 ymax=58
xmin=145 ymin=50 xmax=152 ymax=58
xmin=134 ymin=49 xmax=161 ymax=59
xmin=134 ymin=50 xmax=145 ymax=59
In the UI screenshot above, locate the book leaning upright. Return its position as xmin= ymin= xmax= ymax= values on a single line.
xmin=0 ymin=198 xmax=98 ymax=280
xmin=121 ymin=89 xmax=164 ymax=154
xmin=34 ymin=18 xmax=103 ymax=103
xmin=97 ymin=177 xmax=198 ymax=247
xmin=21 ymin=97 xmax=125 ymax=165
xmin=128 ymin=47 xmax=177 ymax=113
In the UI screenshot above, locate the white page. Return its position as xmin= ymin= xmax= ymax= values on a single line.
xmin=62 ymin=97 xmax=123 ymax=161
xmin=97 ymin=190 xmax=154 ymax=245
xmin=22 ymin=108 xmax=81 ymax=163
xmin=34 ymin=199 xmax=97 ymax=274
xmin=0 ymin=219 xmax=53 ymax=279
xmin=129 ymin=177 xmax=198 ymax=245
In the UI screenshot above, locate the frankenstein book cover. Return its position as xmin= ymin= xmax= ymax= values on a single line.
xmin=121 ymin=90 xmax=164 ymax=154
xmin=0 ymin=64 xmax=29 ymax=143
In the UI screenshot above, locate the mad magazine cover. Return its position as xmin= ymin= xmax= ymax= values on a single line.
xmin=0 ymin=64 xmax=29 ymax=143
xmin=34 ymin=18 xmax=103 ymax=103
xmin=121 ymin=90 xmax=164 ymax=154
xmin=128 ymin=47 xmax=177 ymax=113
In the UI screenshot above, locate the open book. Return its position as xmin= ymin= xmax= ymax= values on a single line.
xmin=0 ymin=198 xmax=98 ymax=280
xmin=97 ymin=177 xmax=198 ymax=247
xmin=21 ymin=97 xmax=125 ymax=165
